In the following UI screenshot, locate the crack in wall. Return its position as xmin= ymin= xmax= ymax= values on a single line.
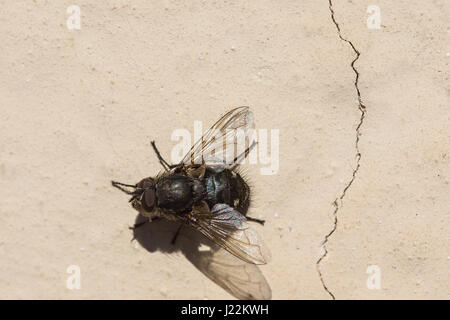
xmin=316 ymin=0 xmax=367 ymax=300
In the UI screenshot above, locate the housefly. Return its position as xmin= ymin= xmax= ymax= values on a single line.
xmin=112 ymin=107 xmax=271 ymax=265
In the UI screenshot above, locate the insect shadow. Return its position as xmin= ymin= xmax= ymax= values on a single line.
xmin=131 ymin=214 xmax=272 ymax=300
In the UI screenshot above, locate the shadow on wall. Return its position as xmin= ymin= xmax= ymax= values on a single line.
xmin=131 ymin=214 xmax=272 ymax=300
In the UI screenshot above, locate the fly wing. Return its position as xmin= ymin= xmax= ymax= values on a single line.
xmin=180 ymin=106 xmax=256 ymax=166
xmin=187 ymin=203 xmax=271 ymax=265
xmin=192 ymin=247 xmax=272 ymax=300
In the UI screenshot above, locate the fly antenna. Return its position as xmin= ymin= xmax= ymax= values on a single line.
xmin=111 ymin=181 xmax=137 ymax=195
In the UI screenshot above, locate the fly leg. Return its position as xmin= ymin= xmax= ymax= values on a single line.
xmin=171 ymin=224 xmax=183 ymax=245
xmin=129 ymin=217 xmax=160 ymax=231
xmin=246 ymin=216 xmax=265 ymax=225
xmin=129 ymin=220 xmax=148 ymax=231
xmin=151 ymin=141 xmax=178 ymax=171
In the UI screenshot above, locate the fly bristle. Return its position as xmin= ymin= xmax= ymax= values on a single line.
xmin=234 ymin=166 xmax=253 ymax=189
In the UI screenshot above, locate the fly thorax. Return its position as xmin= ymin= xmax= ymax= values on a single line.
xmin=155 ymin=175 xmax=193 ymax=211
xmin=192 ymin=179 xmax=206 ymax=204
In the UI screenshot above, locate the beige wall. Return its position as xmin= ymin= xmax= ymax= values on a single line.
xmin=0 ymin=1 xmax=448 ymax=299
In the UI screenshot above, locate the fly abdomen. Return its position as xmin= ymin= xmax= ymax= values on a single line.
xmin=230 ymin=170 xmax=250 ymax=214
xmin=203 ymin=168 xmax=250 ymax=213
xmin=203 ymin=167 xmax=251 ymax=213
xmin=205 ymin=169 xmax=231 ymax=208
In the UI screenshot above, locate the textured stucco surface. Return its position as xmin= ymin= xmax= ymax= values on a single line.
xmin=0 ymin=1 xmax=448 ymax=299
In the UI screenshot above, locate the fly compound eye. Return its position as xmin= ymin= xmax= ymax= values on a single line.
xmin=141 ymin=188 xmax=156 ymax=212
xmin=137 ymin=178 xmax=154 ymax=189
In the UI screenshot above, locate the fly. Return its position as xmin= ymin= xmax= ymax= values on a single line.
xmin=112 ymin=106 xmax=271 ymax=265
